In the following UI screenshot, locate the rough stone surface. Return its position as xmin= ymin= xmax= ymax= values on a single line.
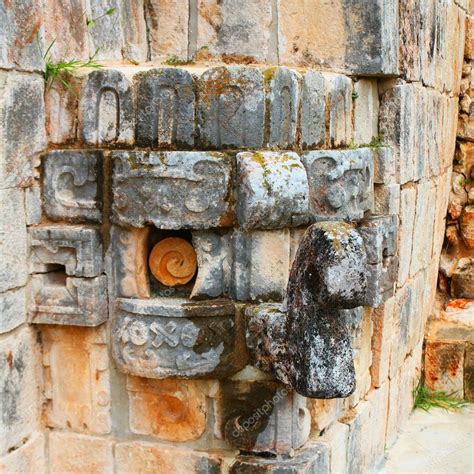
xmin=135 ymin=68 xmax=195 ymax=148
xmin=232 ymin=229 xmax=290 ymax=301
xmin=300 ymin=71 xmax=326 ymax=149
xmin=214 ymin=381 xmax=310 ymax=454
xmin=79 ymin=69 xmax=134 ymax=146
xmin=319 ymin=421 xmax=349 ymax=473
xmin=0 ymin=72 xmax=46 ymax=189
xmin=109 ymin=226 xmax=151 ymax=299
xmin=111 ymin=151 xmax=233 ymax=229
xmin=43 ymin=150 xmax=103 ymax=223
xmin=0 ymin=432 xmax=45 ymax=474
xmin=397 ymin=187 xmax=417 ymax=287
xmin=236 ymin=151 xmax=309 ymax=229
xmin=0 ymin=287 xmax=27 ymax=334
xmin=0 ymin=188 xmax=28 ymax=293
xmin=325 ymin=74 xmax=353 ymax=147
xmin=302 ymin=148 xmax=374 ymax=222
xmin=49 ymin=431 xmax=113 ymax=474
xmin=30 ymin=225 xmax=103 ymax=277
xmin=127 ymin=376 xmax=207 ymax=441
xmin=230 ymin=442 xmax=329 ymax=473
xmin=353 ymin=79 xmax=379 ymax=145
xmin=308 ymin=398 xmax=342 ymax=433
xmin=25 ymin=183 xmax=42 ymax=226
xmin=42 ymin=325 xmax=111 ymax=434
xmin=111 ymin=297 xmax=248 ymax=378
xmin=191 ymin=230 xmax=231 ymax=298
xmin=29 ymin=273 xmax=108 ymax=326
xmin=197 ymin=66 xmax=265 ymax=148
xmin=266 ymin=67 xmax=300 ymax=148
xmin=0 ymin=326 xmax=41 ymax=455
xmin=452 ymin=258 xmax=474 ymax=299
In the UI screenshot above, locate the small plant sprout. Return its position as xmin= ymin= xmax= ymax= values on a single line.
xmin=86 ymin=7 xmax=117 ymax=27
xmin=413 ymin=377 xmax=469 ymax=412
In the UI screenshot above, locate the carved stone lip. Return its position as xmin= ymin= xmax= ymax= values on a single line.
xmin=116 ymin=297 xmax=236 ymax=317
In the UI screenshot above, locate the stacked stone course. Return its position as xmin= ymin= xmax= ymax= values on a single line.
xmin=0 ymin=0 xmax=467 ymax=473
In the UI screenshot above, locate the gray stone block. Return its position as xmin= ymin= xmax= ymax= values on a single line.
xmin=373 ymin=147 xmax=396 ymax=184
xmin=135 ymin=68 xmax=195 ymax=148
xmin=230 ymin=442 xmax=329 ymax=473
xmin=236 ymin=151 xmax=309 ymax=229
xmin=30 ymin=225 xmax=103 ymax=277
xmin=325 ymin=74 xmax=353 ymax=147
xmin=191 ymin=231 xmax=232 ymax=299
xmin=111 ymin=151 xmax=233 ymax=229
xmin=266 ymin=67 xmax=300 ymax=148
xmin=0 ymin=287 xmax=27 ymax=334
xmin=302 ymin=148 xmax=374 ymax=222
xmin=29 ymin=273 xmax=108 ymax=326
xmin=0 ymin=72 xmax=46 ymax=189
xmin=300 ymin=71 xmax=326 ymax=149
xmin=42 ymin=150 xmax=103 ymax=223
xmin=111 ymin=297 xmax=248 ymax=379
xmin=25 ymin=183 xmax=42 ymax=225
xmin=214 ymin=381 xmax=310 ymax=455
xmin=79 ymin=70 xmax=134 ymax=146
xmin=0 ymin=188 xmax=28 ymax=293
xmin=197 ymin=66 xmax=264 ymax=148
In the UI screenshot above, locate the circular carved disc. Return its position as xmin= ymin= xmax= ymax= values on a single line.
xmin=149 ymin=237 xmax=197 ymax=287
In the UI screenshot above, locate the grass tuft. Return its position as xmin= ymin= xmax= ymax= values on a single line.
xmin=413 ymin=377 xmax=468 ymax=412
xmin=163 ymin=55 xmax=195 ymax=66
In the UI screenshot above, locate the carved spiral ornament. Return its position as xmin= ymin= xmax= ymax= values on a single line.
xmin=149 ymin=237 xmax=197 ymax=287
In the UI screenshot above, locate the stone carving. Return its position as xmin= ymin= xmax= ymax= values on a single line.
xmin=191 ymin=231 xmax=231 ymax=299
xmin=30 ymin=225 xmax=103 ymax=277
xmin=111 ymin=298 xmax=248 ymax=378
xmin=236 ymin=151 xmax=309 ymax=229
xmin=246 ymin=222 xmax=368 ymax=398
xmin=301 ymin=71 xmax=326 ymax=149
xmin=109 ymin=226 xmax=150 ymax=299
xmin=232 ymin=229 xmax=290 ymax=301
xmin=29 ymin=273 xmax=108 ymax=326
xmin=43 ymin=150 xmax=103 ymax=223
xmin=358 ymin=215 xmax=399 ymax=307
xmin=79 ymin=70 xmax=134 ymax=146
xmin=266 ymin=67 xmax=300 ymax=148
xmin=111 ymin=151 xmax=233 ymax=229
xmin=214 ymin=381 xmax=310 ymax=455
xmin=135 ymin=68 xmax=195 ymax=148
xmin=149 ymin=237 xmax=197 ymax=286
xmin=197 ymin=66 xmax=265 ymax=148
xmin=302 ymin=148 xmax=374 ymax=222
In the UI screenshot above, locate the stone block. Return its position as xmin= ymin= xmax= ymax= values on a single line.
xmin=236 ymin=151 xmax=309 ymax=229
xmin=111 ymin=297 xmax=248 ymax=378
xmin=397 ymin=187 xmax=416 ymax=287
xmin=302 ymin=148 xmax=374 ymax=222
xmin=146 ymin=0 xmax=188 ymax=59
xmin=230 ymin=442 xmax=329 ymax=473
xmin=78 ymin=69 xmax=134 ymax=146
xmin=0 ymin=0 xmax=43 ymax=70
xmin=0 ymin=188 xmax=28 ymax=293
xmin=0 ymin=432 xmax=45 ymax=474
xmin=111 ymin=151 xmax=233 ymax=229
xmin=29 ymin=273 xmax=108 ymax=326
xmin=373 ymin=147 xmax=396 ymax=185
xmin=42 ymin=325 xmax=111 ymax=434
xmin=231 ymin=229 xmax=290 ymax=301
xmin=308 ymin=398 xmax=342 ymax=433
xmin=353 ymin=79 xmax=379 ymax=145
xmin=0 ymin=287 xmax=27 ymax=334
xmin=348 ymin=307 xmax=373 ymax=382
xmin=135 ymin=68 xmax=195 ymax=148
xmin=119 ymin=0 xmax=148 ymax=62
xmin=460 ymin=205 xmax=474 ymax=249
xmin=265 ymin=67 xmax=300 ymax=148
xmin=109 ymin=226 xmax=150 ymax=299
xmin=370 ymin=297 xmax=394 ymax=388
xmin=115 ymin=441 xmax=223 ymax=474
xmin=30 ymin=225 xmax=103 ymax=277
xmin=191 ymin=230 xmax=232 ymax=298
xmin=196 ymin=0 xmax=276 ymax=63
xmin=278 ymin=0 xmax=398 ymax=75
xmin=300 ymin=71 xmax=325 ymax=149
xmin=49 ymin=432 xmax=113 ymax=474
xmin=464 ymin=343 xmax=474 ymax=401
xmin=0 ymin=72 xmax=46 ymax=188
xmin=25 ymin=183 xmax=42 ymax=225
xmin=0 ymin=326 xmax=41 ymax=455
xmin=214 ymin=381 xmax=310 ymax=454
xmin=374 ymin=183 xmax=401 ymax=216
xmin=319 ymin=421 xmax=349 ymax=474
xmin=466 ymin=15 xmax=474 ymax=60
xmin=197 ymin=66 xmax=264 ymax=148
xmin=127 ymin=376 xmax=207 ymax=441
xmin=325 ymin=74 xmax=353 ymax=147
xmin=42 ymin=150 xmax=103 ymax=223
xmin=425 ymin=340 xmax=465 ymax=396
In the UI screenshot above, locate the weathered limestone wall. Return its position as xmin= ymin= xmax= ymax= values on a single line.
xmin=0 ymin=1 xmax=467 ymax=473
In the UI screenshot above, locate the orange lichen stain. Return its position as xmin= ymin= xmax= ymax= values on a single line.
xmin=446 ymin=298 xmax=471 ymax=311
